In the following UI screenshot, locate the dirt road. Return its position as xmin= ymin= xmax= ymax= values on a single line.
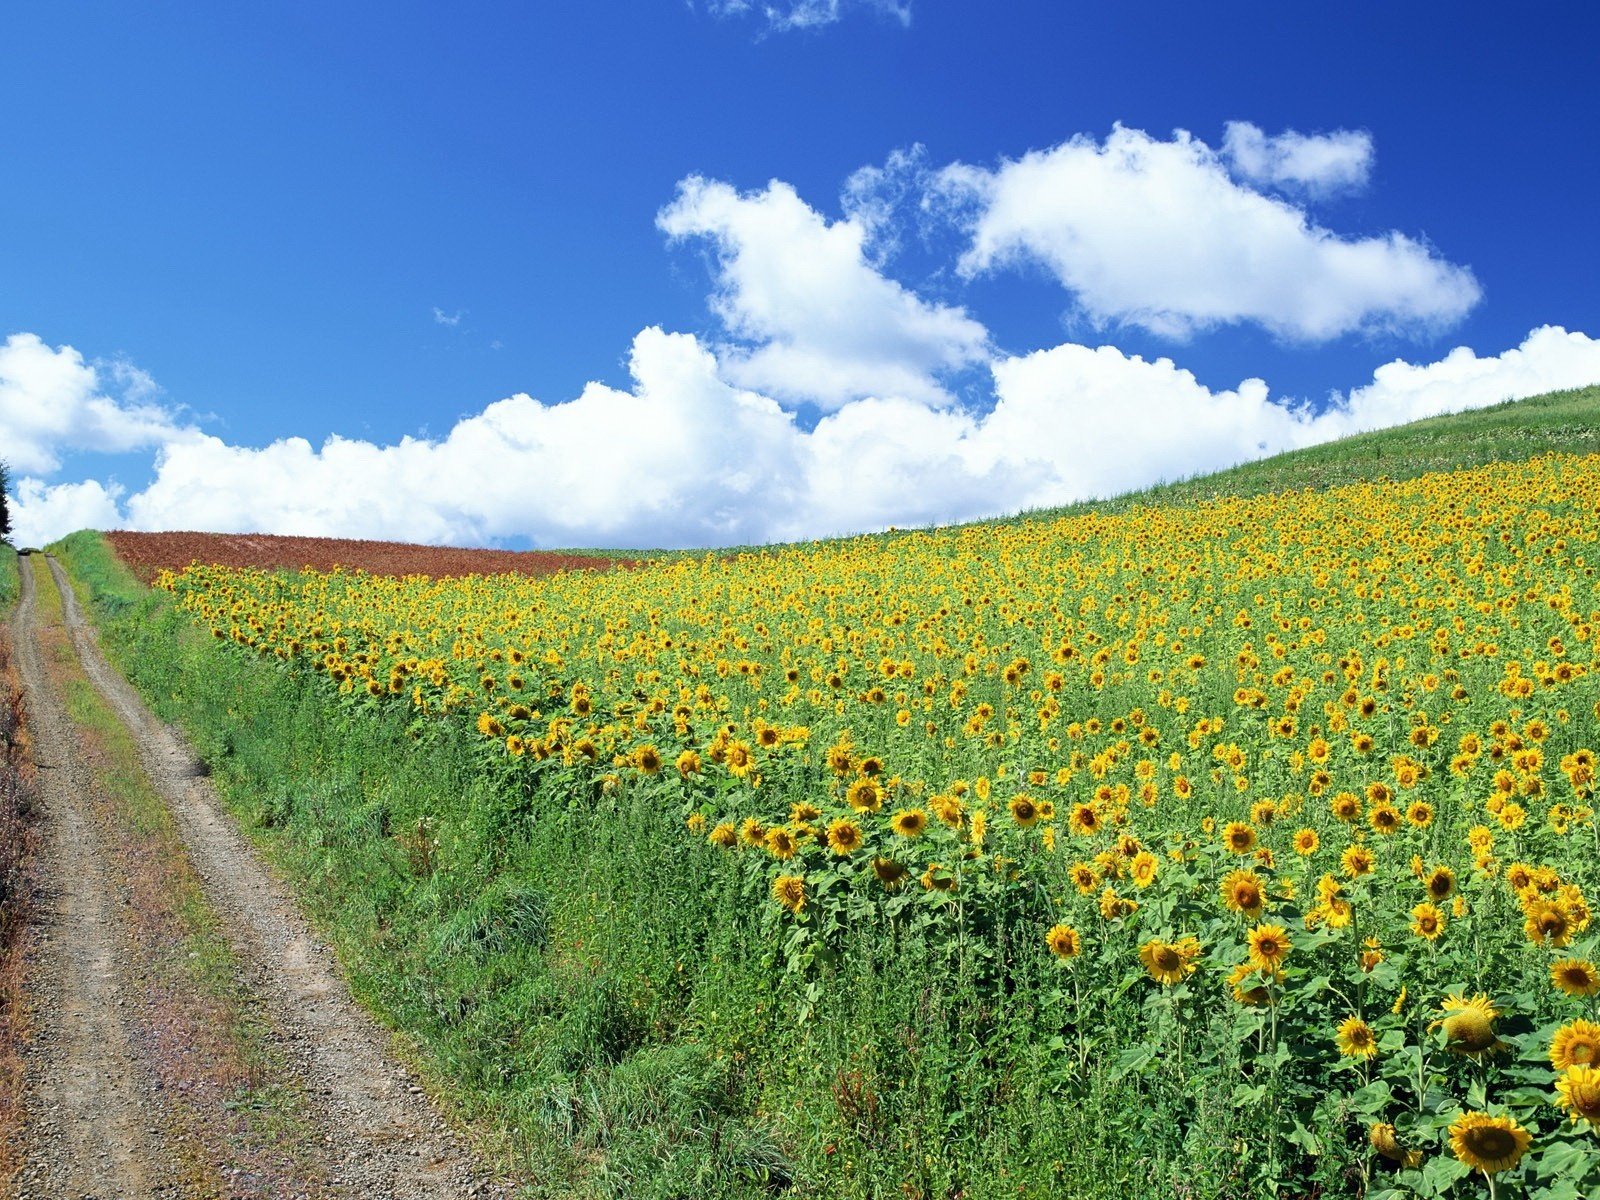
xmin=7 ymin=555 xmax=506 ymax=1199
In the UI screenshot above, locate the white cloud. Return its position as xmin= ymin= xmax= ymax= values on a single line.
xmin=8 ymin=477 xmax=125 ymax=548
xmin=935 ymin=124 xmax=1479 ymax=342
xmin=704 ymin=0 xmax=911 ymax=32
xmin=1221 ymin=121 xmax=1373 ymax=195
xmin=658 ymin=175 xmax=989 ymax=409
xmin=432 ymin=307 xmax=464 ymax=327
xmin=13 ymin=323 xmax=1597 ymax=550
xmin=122 ymin=328 xmax=808 ymax=549
xmin=1333 ymin=324 xmax=1600 ymax=433
xmin=0 ymin=332 xmax=197 ymax=475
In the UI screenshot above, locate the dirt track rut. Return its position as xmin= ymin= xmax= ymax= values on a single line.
xmin=9 ymin=556 xmax=504 ymax=1199
xmin=11 ymin=555 xmax=167 ymax=1198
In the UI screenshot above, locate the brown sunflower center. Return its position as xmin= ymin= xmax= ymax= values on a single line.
xmin=1462 ymin=1126 xmax=1516 ymax=1159
xmin=1447 ymin=1011 xmax=1496 ymax=1052
xmin=1571 ymin=1080 xmax=1600 ymax=1118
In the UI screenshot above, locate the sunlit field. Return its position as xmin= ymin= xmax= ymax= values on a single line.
xmin=86 ymin=449 xmax=1600 ymax=1198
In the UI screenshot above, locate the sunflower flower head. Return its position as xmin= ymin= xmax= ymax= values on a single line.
xmin=1436 ymin=993 xmax=1501 ymax=1058
xmin=1551 ymin=1019 xmax=1600 ymax=1071
xmin=1556 ymin=1064 xmax=1600 ymax=1127
xmin=1551 ymin=957 xmax=1600 ymax=998
xmin=1335 ymin=1015 xmax=1378 ymax=1059
xmin=1447 ymin=1111 xmax=1530 ymax=1175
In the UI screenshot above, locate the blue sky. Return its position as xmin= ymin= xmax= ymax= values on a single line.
xmin=4 ymin=1 xmax=1600 ymax=547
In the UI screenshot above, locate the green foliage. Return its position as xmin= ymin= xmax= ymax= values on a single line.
xmin=0 ymin=460 xmax=10 ymax=542
xmin=0 ymin=544 xmax=17 ymax=615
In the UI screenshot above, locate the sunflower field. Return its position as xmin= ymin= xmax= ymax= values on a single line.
xmin=151 ymin=451 xmax=1600 ymax=1198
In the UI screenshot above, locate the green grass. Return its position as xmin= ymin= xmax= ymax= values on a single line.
xmin=0 ymin=545 xmax=17 ymax=616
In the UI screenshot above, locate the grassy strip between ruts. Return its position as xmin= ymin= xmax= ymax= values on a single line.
xmin=28 ymin=553 xmax=330 ymax=1197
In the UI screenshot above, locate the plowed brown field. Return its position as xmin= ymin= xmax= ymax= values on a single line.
xmin=104 ymin=531 xmax=621 ymax=583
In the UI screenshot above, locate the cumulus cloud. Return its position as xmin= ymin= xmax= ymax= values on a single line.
xmin=123 ymin=328 xmax=808 ymax=548
xmin=0 ymin=332 xmax=195 ymax=475
xmin=658 ymin=176 xmax=989 ymax=408
xmin=14 ymin=323 xmax=1598 ymax=550
xmin=935 ymin=124 xmax=1479 ymax=342
xmin=1221 ymin=121 xmax=1373 ymax=196
xmin=8 ymin=478 xmax=125 ymax=549
xmin=704 ymin=0 xmax=912 ymax=32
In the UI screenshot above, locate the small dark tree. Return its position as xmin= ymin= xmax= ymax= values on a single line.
xmin=0 ymin=462 xmax=10 ymax=543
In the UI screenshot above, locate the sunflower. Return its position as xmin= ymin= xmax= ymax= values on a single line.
xmin=1341 ymin=845 xmax=1376 ymax=877
xmin=1410 ymin=902 xmax=1445 ymax=941
xmin=1228 ymin=960 xmax=1276 ymax=1007
xmin=871 ymin=856 xmax=909 ymax=891
xmin=920 ymin=862 xmax=956 ymax=892
xmin=1222 ymin=822 xmax=1257 ymax=854
xmin=1045 ymin=924 xmax=1081 ymax=960
xmin=846 ymin=778 xmax=884 ymax=813
xmin=1437 ymin=993 xmax=1500 ymax=1057
xmin=1220 ymin=869 xmax=1267 ymax=919
xmin=826 ymin=818 xmax=864 ymax=856
xmin=790 ymin=801 xmax=821 ymax=823
xmin=1447 ymin=1112 xmax=1530 ymax=1175
xmin=1138 ymin=938 xmax=1198 ymax=985
xmin=1368 ymin=1123 xmax=1422 ymax=1168
xmin=1368 ymin=802 xmax=1402 ymax=835
xmin=1551 ymin=958 xmax=1600 ymax=998
xmin=771 ymin=874 xmax=806 ymax=913
xmin=891 ymin=808 xmax=927 ymax=838
xmin=1330 ymin=792 xmax=1361 ymax=822
xmin=675 ymin=749 xmax=701 ymax=776
xmin=1551 ymin=1019 xmax=1600 ymax=1070
xmin=1129 ymin=850 xmax=1159 ymax=889
xmin=999 ymin=793 xmax=1037 ymax=827
xmin=1293 ymin=828 xmax=1320 ymax=856
xmin=707 ymin=822 xmax=737 ymax=848
xmin=725 ymin=740 xmax=755 ymax=777
xmin=1335 ymin=1016 xmax=1378 ymax=1059
xmin=1524 ymin=900 xmax=1573 ymax=947
xmin=1247 ymin=923 xmax=1291 ymax=969
xmin=764 ymin=826 xmax=799 ymax=860
xmin=1099 ymin=887 xmax=1137 ymax=921
xmin=1424 ymin=866 xmax=1455 ymax=901
xmin=1069 ymin=862 xmax=1099 ymax=894
xmin=1407 ymin=800 xmax=1434 ymax=828
xmin=1068 ymin=803 xmax=1100 ymax=837
xmin=1505 ymin=861 xmax=1536 ymax=893
xmin=1556 ymin=1064 xmax=1600 ymax=1127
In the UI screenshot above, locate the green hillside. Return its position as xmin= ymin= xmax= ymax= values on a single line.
xmin=1016 ymin=381 xmax=1600 ymax=523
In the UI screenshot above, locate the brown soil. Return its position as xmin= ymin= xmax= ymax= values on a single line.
xmin=106 ymin=530 xmax=622 ymax=583
xmin=6 ymin=555 xmax=511 ymax=1198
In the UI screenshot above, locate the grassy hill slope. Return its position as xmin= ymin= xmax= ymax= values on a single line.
xmin=1011 ymin=381 xmax=1600 ymax=524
